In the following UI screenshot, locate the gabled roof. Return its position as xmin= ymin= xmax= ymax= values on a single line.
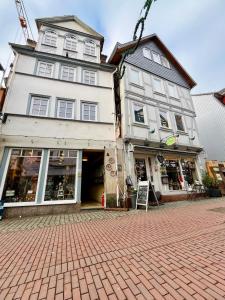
xmin=35 ymin=15 xmax=104 ymax=40
xmin=108 ymin=34 xmax=196 ymax=88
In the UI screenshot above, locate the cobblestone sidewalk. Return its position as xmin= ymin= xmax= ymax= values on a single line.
xmin=0 ymin=197 xmax=225 ymax=299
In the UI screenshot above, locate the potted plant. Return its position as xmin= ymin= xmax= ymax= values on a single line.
xmin=202 ymin=173 xmax=222 ymax=197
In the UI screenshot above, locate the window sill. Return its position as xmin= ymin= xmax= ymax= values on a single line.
xmin=153 ymin=91 xmax=166 ymax=97
xmin=133 ymin=122 xmax=149 ymax=128
xmin=41 ymin=43 xmax=57 ymax=48
xmin=169 ymin=96 xmax=180 ymax=101
xmin=130 ymin=83 xmax=144 ymax=90
xmin=176 ymin=130 xmax=188 ymax=135
xmin=160 ymin=127 xmax=173 ymax=132
xmin=84 ymin=53 xmax=97 ymax=58
xmin=63 ymin=49 xmax=78 ymax=53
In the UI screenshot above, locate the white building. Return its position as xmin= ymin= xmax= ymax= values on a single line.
xmin=109 ymin=35 xmax=203 ymax=201
xmin=192 ymin=89 xmax=225 ymax=161
xmin=0 ymin=16 xmax=118 ymax=216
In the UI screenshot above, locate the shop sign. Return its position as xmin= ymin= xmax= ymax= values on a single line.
xmin=165 ymin=136 xmax=176 ymax=146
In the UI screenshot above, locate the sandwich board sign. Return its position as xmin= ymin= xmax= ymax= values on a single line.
xmin=136 ymin=181 xmax=149 ymax=211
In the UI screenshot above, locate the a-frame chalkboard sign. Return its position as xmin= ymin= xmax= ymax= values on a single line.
xmin=136 ymin=181 xmax=159 ymax=211
xmin=136 ymin=181 xmax=149 ymax=211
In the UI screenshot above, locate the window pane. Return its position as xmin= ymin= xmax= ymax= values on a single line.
xmin=44 ymin=150 xmax=77 ymax=201
xmin=175 ymin=115 xmax=185 ymax=131
xmin=30 ymin=97 xmax=48 ymax=117
xmin=162 ymin=56 xmax=170 ymax=68
xmin=134 ymin=105 xmax=144 ymax=123
xmin=160 ymin=111 xmax=169 ymax=128
xmin=82 ymin=103 xmax=97 ymax=121
xmin=168 ymin=84 xmax=178 ymax=98
xmin=3 ymin=150 xmax=42 ymax=203
xmin=130 ymin=69 xmax=140 ymax=85
xmin=38 ymin=62 xmax=53 ymax=77
xmin=58 ymin=100 xmax=73 ymax=119
xmin=153 ymin=78 xmax=163 ymax=93
xmin=85 ymin=41 xmax=95 ymax=56
xmin=84 ymin=71 xmax=96 ymax=85
xmin=152 ymin=52 xmax=161 ymax=64
xmin=143 ymin=48 xmax=151 ymax=59
xmin=44 ymin=31 xmax=57 ymax=47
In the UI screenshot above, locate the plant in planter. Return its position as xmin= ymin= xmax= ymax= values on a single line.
xmin=202 ymin=173 xmax=222 ymax=197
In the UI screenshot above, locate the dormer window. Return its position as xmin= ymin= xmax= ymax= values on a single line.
xmin=64 ymin=35 xmax=77 ymax=52
xmin=161 ymin=56 xmax=170 ymax=69
xmin=43 ymin=30 xmax=57 ymax=47
xmin=152 ymin=51 xmax=161 ymax=64
xmin=84 ymin=40 xmax=96 ymax=56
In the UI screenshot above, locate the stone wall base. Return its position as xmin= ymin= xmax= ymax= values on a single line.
xmin=3 ymin=203 xmax=81 ymax=219
xmin=161 ymin=193 xmax=206 ymax=202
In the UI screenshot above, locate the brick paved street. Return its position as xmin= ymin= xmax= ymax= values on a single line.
xmin=1 ymin=198 xmax=225 ymax=299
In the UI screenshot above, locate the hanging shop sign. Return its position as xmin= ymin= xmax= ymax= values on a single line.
xmin=165 ymin=136 xmax=176 ymax=146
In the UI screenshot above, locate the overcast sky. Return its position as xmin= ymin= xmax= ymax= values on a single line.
xmin=0 ymin=0 xmax=224 ymax=93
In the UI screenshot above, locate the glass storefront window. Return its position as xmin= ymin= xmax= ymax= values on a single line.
xmin=135 ymin=159 xmax=147 ymax=181
xmin=44 ymin=149 xmax=77 ymax=201
xmin=3 ymin=149 xmax=42 ymax=203
xmin=165 ymin=160 xmax=182 ymax=190
xmin=181 ymin=159 xmax=197 ymax=185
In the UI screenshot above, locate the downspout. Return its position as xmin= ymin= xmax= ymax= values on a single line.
xmin=111 ymin=68 xmax=120 ymax=207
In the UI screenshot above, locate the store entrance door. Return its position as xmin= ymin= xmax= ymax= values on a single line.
xmin=81 ymin=151 xmax=104 ymax=207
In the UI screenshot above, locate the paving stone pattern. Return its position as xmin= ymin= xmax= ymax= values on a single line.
xmin=0 ymin=198 xmax=225 ymax=299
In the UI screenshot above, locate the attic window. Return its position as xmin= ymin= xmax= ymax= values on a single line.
xmin=64 ymin=35 xmax=77 ymax=52
xmin=84 ymin=40 xmax=96 ymax=56
xmin=43 ymin=30 xmax=57 ymax=47
xmin=161 ymin=56 xmax=170 ymax=69
xmin=143 ymin=48 xmax=151 ymax=60
xmin=152 ymin=51 xmax=161 ymax=64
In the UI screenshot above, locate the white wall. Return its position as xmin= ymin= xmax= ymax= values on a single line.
xmin=36 ymin=25 xmax=101 ymax=63
xmin=192 ymin=94 xmax=225 ymax=161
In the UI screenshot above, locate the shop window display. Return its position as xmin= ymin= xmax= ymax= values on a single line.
xmin=44 ymin=150 xmax=77 ymax=201
xmin=135 ymin=159 xmax=147 ymax=181
xmin=181 ymin=159 xmax=197 ymax=185
xmin=3 ymin=149 xmax=42 ymax=202
xmin=164 ymin=160 xmax=182 ymax=190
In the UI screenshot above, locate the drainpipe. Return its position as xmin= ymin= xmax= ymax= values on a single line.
xmin=111 ymin=68 xmax=120 ymax=207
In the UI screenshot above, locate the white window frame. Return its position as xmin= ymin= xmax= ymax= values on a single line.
xmin=153 ymin=77 xmax=164 ymax=94
xmin=143 ymin=48 xmax=151 ymax=60
xmin=152 ymin=51 xmax=161 ymax=64
xmin=161 ymin=56 xmax=170 ymax=69
xmin=175 ymin=114 xmax=186 ymax=132
xmin=159 ymin=110 xmax=170 ymax=129
xmin=57 ymin=99 xmax=75 ymax=119
xmin=132 ymin=102 xmax=146 ymax=125
xmin=37 ymin=61 xmax=54 ymax=78
xmin=64 ymin=35 xmax=77 ymax=52
xmin=83 ymin=69 xmax=97 ymax=85
xmin=168 ymin=82 xmax=178 ymax=99
xmin=61 ymin=65 xmax=76 ymax=82
xmin=129 ymin=68 xmax=142 ymax=86
xmin=29 ymin=96 xmax=49 ymax=117
xmin=84 ymin=40 xmax=96 ymax=56
xmin=81 ymin=102 xmax=98 ymax=122
xmin=42 ymin=30 xmax=57 ymax=47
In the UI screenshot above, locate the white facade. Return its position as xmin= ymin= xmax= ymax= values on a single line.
xmin=192 ymin=92 xmax=225 ymax=162
xmin=0 ymin=16 xmax=117 ymax=210
xmin=110 ymin=37 xmax=203 ymax=197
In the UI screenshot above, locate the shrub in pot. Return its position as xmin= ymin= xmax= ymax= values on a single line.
xmin=202 ymin=173 xmax=222 ymax=197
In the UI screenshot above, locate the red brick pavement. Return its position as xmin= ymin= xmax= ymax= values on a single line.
xmin=1 ymin=198 xmax=225 ymax=299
